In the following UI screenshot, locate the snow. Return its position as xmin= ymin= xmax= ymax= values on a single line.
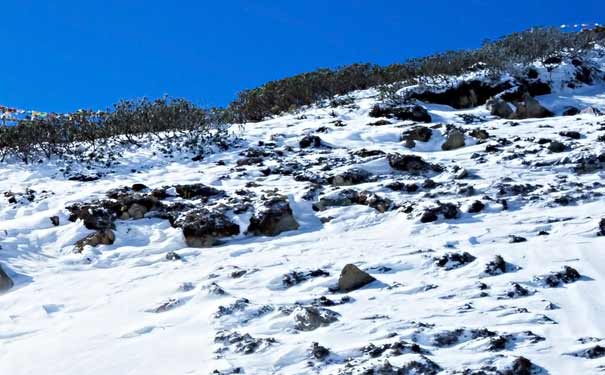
xmin=2 ymin=56 xmax=605 ymax=374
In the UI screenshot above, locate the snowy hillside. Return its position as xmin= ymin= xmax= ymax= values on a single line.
xmin=2 ymin=52 xmax=605 ymax=374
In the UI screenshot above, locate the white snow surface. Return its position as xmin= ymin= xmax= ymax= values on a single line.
xmin=2 ymin=61 xmax=605 ymax=374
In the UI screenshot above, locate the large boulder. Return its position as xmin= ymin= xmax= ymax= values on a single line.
xmin=511 ymin=93 xmax=553 ymax=119
xmin=0 ymin=264 xmax=14 ymax=292
xmin=486 ymin=97 xmax=513 ymax=119
xmin=338 ymin=264 xmax=376 ymax=292
xmin=441 ymin=130 xmax=466 ymax=151
xmin=247 ymin=196 xmax=299 ymax=236
xmin=388 ymin=153 xmax=443 ymax=174
xmin=174 ymin=209 xmax=240 ymax=247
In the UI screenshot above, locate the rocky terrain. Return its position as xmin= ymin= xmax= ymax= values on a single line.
xmin=1 ymin=49 xmax=605 ymax=374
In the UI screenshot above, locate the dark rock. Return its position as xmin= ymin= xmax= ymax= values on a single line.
xmin=49 ymin=216 xmax=60 ymax=226
xmin=165 ymin=251 xmax=182 ymax=261
xmin=353 ymin=149 xmax=386 ymax=158
xmin=369 ymin=104 xmax=432 ymax=123
xmin=560 ymin=130 xmax=581 ymax=139
xmin=410 ymin=80 xmax=513 ymax=109
xmin=214 ymin=330 xmax=276 ymax=355
xmin=469 ymin=128 xmax=490 ymax=140
xmin=484 ymin=255 xmax=507 ymax=276
xmin=174 ymin=184 xmax=223 ymax=200
xmin=548 ymin=141 xmax=566 ymax=153
xmin=282 ymin=269 xmax=329 ymax=288
xmin=420 ymin=210 xmax=439 ymax=223
xmin=562 ymin=106 xmax=580 ymax=116
xmin=310 ymin=343 xmax=330 ymax=360
xmin=292 ymin=306 xmax=339 ymax=331
xmin=503 ymin=356 xmax=534 ymax=375
xmin=247 ymin=196 xmax=299 ymax=236
xmin=388 ymin=153 xmax=443 ymax=174
xmin=338 ymin=264 xmax=376 ymax=292
xmin=131 ymin=183 xmax=148 ymax=192
xmin=299 ymin=135 xmax=322 ymax=148
xmin=401 ymin=126 xmax=432 ymax=147
xmin=435 ymin=252 xmax=476 ymax=270
xmin=174 ymin=209 xmax=240 ymax=247
xmin=367 ymin=119 xmax=392 ymax=126
xmin=572 ymin=345 xmax=605 ymax=359
xmin=537 ymin=266 xmax=581 ymax=287
xmin=0 ymin=265 xmax=14 ymax=292
xmin=509 ymin=235 xmax=527 ymax=243
xmin=599 ymin=218 xmax=605 ymax=236
xmin=66 ymin=203 xmax=114 ymax=230
xmin=468 ymin=200 xmax=485 ymax=213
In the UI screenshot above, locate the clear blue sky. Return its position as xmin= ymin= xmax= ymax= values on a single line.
xmin=0 ymin=0 xmax=601 ymax=112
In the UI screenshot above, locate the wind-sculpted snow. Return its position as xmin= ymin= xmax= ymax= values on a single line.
xmin=1 ymin=56 xmax=605 ymax=374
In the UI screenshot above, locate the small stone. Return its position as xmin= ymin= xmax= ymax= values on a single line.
xmin=338 ymin=264 xmax=376 ymax=292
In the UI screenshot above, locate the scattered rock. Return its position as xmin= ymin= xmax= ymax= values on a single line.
xmin=282 ymin=269 xmax=330 ymax=288
xmin=310 ymin=342 xmax=330 ymax=360
xmin=562 ymin=106 xmax=580 ymax=116
xmin=313 ymin=189 xmax=392 ymax=213
xmin=536 ymin=266 xmax=581 ymax=287
xmin=511 ymin=93 xmax=553 ymax=119
xmin=329 ymin=168 xmax=372 ymax=186
xmin=468 ymin=200 xmax=485 ymax=213
xmin=165 ymin=251 xmax=182 ymax=261
xmin=49 ymin=216 xmax=60 ymax=226
xmin=548 ymin=140 xmax=566 ymax=153
xmin=560 ymin=130 xmax=581 ymax=139
xmin=338 ymin=264 xmax=376 ymax=292
xmin=214 ymin=330 xmax=276 ymax=355
xmin=509 ymin=235 xmax=527 ymax=243
xmin=571 ymin=345 xmax=605 ymax=359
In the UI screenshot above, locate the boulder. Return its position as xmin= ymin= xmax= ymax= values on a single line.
xmin=329 ymin=168 xmax=372 ymax=186
xmin=292 ymin=306 xmax=339 ymax=331
xmin=0 ymin=264 xmax=14 ymax=292
xmin=299 ymin=135 xmax=322 ymax=148
xmin=369 ymin=104 xmax=431 ymax=123
xmin=338 ymin=264 xmax=376 ymax=292
xmin=562 ymin=106 xmax=580 ymax=116
xmin=548 ymin=141 xmax=566 ymax=153
xmin=174 ymin=209 xmax=240 ymax=247
xmin=247 ymin=196 xmax=299 ymax=236
xmin=402 ymin=126 xmax=432 ymax=148
xmin=388 ymin=153 xmax=443 ymax=174
xmin=441 ymin=130 xmax=465 ymax=151
xmin=74 ymin=229 xmax=116 ymax=253
xmin=66 ymin=203 xmax=114 ymax=230
xmin=487 ymin=97 xmax=513 ymax=119
xmin=511 ymin=93 xmax=553 ymax=119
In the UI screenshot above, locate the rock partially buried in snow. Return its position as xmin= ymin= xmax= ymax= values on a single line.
xmin=247 ymin=195 xmax=299 ymax=236
xmin=511 ymin=93 xmax=553 ymax=119
xmin=74 ymin=229 xmax=116 ymax=253
xmin=0 ymin=264 xmax=14 ymax=292
xmin=292 ymin=306 xmax=339 ymax=331
xmin=338 ymin=264 xmax=376 ymax=292
xmin=174 ymin=209 xmax=240 ymax=247
xmin=487 ymin=97 xmax=513 ymax=118
xmin=388 ymin=153 xmax=443 ymax=174
xmin=441 ymin=129 xmax=466 ymax=151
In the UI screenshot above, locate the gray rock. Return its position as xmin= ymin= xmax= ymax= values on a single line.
xmin=338 ymin=264 xmax=376 ymax=292
xmin=512 ymin=93 xmax=553 ymax=119
xmin=487 ymin=97 xmax=513 ymax=118
xmin=441 ymin=130 xmax=465 ymax=151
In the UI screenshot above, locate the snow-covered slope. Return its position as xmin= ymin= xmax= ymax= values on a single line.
xmin=2 ymin=57 xmax=605 ymax=374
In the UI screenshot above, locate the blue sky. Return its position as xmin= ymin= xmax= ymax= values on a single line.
xmin=0 ymin=0 xmax=601 ymax=112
